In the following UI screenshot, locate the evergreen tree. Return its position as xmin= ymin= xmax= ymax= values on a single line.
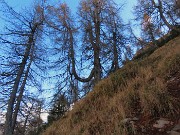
xmin=48 ymin=94 xmax=69 ymax=124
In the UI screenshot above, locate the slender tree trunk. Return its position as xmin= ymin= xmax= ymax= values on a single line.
xmin=4 ymin=23 xmax=39 ymax=134
xmin=112 ymin=31 xmax=119 ymax=71
xmin=152 ymin=0 xmax=179 ymax=32
xmin=11 ymin=54 xmax=33 ymax=134
xmin=157 ymin=0 xmax=174 ymax=30
xmin=22 ymin=114 xmax=29 ymax=135
xmin=148 ymin=24 xmax=157 ymax=46
xmin=22 ymin=107 xmax=32 ymax=135
xmin=93 ymin=45 xmax=101 ymax=83
xmin=4 ymin=38 xmax=33 ymax=135
xmin=71 ymin=79 xmax=79 ymax=102
xmin=93 ymin=7 xmax=101 ymax=83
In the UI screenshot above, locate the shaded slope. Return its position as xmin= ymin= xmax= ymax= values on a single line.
xmin=43 ymin=36 xmax=180 ymax=135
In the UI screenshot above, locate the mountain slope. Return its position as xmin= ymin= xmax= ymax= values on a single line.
xmin=42 ymin=36 xmax=180 ymax=135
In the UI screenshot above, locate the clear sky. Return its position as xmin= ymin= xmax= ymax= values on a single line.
xmin=0 ymin=0 xmax=137 ymax=35
xmin=2 ymin=0 xmax=137 ymax=22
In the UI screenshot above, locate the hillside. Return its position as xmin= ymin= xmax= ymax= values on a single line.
xmin=42 ymin=36 xmax=180 ymax=135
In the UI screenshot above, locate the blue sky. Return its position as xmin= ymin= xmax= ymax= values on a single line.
xmin=2 ymin=0 xmax=137 ymax=22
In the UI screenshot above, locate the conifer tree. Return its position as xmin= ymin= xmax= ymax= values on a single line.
xmin=48 ymin=94 xmax=69 ymax=124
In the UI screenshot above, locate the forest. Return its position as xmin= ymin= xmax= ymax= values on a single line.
xmin=0 ymin=0 xmax=179 ymax=135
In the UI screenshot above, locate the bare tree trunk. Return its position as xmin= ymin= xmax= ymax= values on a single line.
xmin=70 ymin=79 xmax=79 ymax=103
xmin=152 ymin=0 xmax=180 ymax=32
xmin=69 ymin=28 xmax=95 ymax=82
xmin=93 ymin=7 xmax=101 ymax=83
xmin=22 ymin=105 xmax=33 ymax=135
xmin=11 ymin=53 xmax=33 ymax=134
xmin=4 ymin=39 xmax=33 ymax=135
xmin=4 ymin=23 xmax=39 ymax=135
xmin=22 ymin=114 xmax=29 ymax=135
xmin=112 ymin=31 xmax=119 ymax=71
xmin=148 ymin=24 xmax=157 ymax=46
xmin=157 ymin=0 xmax=174 ymax=30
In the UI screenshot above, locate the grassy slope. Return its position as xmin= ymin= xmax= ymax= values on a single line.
xmin=43 ymin=36 xmax=180 ymax=135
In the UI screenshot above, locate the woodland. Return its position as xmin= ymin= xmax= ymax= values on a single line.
xmin=0 ymin=0 xmax=179 ymax=135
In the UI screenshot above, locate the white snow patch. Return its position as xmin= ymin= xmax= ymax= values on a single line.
xmin=40 ymin=112 xmax=49 ymax=123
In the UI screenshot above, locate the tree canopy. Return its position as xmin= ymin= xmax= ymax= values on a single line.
xmin=0 ymin=0 xmax=179 ymax=134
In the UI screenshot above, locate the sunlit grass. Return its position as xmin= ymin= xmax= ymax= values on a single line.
xmin=42 ymin=36 xmax=180 ymax=135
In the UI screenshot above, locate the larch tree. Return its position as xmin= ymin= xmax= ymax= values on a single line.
xmin=45 ymin=3 xmax=81 ymax=103
xmin=0 ymin=1 xmax=46 ymax=135
xmin=45 ymin=0 xmax=127 ymax=103
xmin=77 ymin=0 xmax=127 ymax=80
xmin=134 ymin=0 xmax=180 ymax=47
xmin=14 ymin=97 xmax=43 ymax=135
xmin=102 ymin=1 xmax=128 ymax=72
xmin=77 ymin=0 xmax=104 ymax=83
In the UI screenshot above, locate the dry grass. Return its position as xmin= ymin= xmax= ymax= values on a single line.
xmin=42 ymin=36 xmax=180 ymax=135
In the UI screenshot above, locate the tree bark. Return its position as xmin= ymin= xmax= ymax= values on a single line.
xmin=152 ymin=0 xmax=180 ymax=32
xmin=93 ymin=6 xmax=101 ymax=83
xmin=4 ymin=40 xmax=33 ymax=135
xmin=69 ymin=27 xmax=95 ymax=82
xmin=4 ymin=24 xmax=38 ymax=135
xmin=112 ymin=31 xmax=119 ymax=71
xmin=11 ymin=52 xmax=33 ymax=134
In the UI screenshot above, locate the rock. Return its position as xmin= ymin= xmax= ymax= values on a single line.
xmin=167 ymin=130 xmax=180 ymax=135
xmin=153 ymin=118 xmax=172 ymax=129
xmin=121 ymin=118 xmax=131 ymax=123
xmin=132 ymin=117 xmax=139 ymax=121
xmin=172 ymin=124 xmax=180 ymax=131
xmin=121 ymin=117 xmax=139 ymax=124
xmin=167 ymin=118 xmax=180 ymax=135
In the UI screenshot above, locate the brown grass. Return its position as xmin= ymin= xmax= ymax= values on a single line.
xmin=42 ymin=36 xmax=180 ymax=135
